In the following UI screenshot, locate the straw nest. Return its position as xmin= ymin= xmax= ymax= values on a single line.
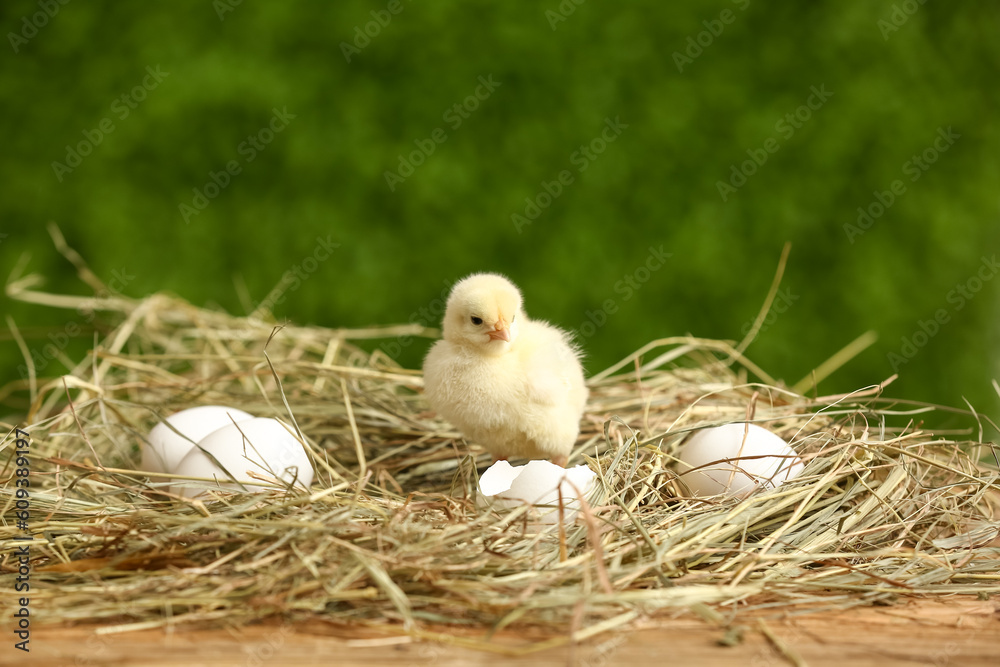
xmin=3 ymin=250 xmax=999 ymax=650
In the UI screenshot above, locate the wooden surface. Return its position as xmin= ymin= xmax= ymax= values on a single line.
xmin=22 ymin=598 xmax=999 ymax=667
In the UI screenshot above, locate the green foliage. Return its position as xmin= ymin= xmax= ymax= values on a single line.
xmin=1 ymin=0 xmax=997 ymax=432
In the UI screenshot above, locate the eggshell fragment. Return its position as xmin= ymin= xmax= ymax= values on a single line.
xmin=170 ymin=417 xmax=314 ymax=498
xmin=676 ymin=423 xmax=803 ymax=499
xmin=142 ymin=405 xmax=254 ymax=476
xmin=479 ymin=460 xmax=597 ymax=524
xmin=480 ymin=460 xmax=522 ymax=496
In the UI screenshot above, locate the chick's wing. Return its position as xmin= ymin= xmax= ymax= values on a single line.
xmin=518 ymin=321 xmax=581 ymax=407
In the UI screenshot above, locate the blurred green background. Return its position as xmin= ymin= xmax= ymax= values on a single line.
xmin=1 ymin=1 xmax=998 ymax=436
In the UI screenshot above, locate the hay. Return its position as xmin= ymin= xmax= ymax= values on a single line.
xmin=2 ymin=250 xmax=999 ymax=652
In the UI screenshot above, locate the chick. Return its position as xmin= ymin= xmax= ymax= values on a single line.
xmin=422 ymin=273 xmax=588 ymax=467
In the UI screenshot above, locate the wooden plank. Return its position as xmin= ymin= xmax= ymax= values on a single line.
xmin=25 ymin=598 xmax=999 ymax=667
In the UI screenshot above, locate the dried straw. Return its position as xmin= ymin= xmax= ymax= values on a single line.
xmin=2 ymin=242 xmax=999 ymax=653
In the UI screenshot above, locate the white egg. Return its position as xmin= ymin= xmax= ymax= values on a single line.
xmin=676 ymin=423 xmax=803 ymax=498
xmin=142 ymin=405 xmax=255 ymax=475
xmin=479 ymin=460 xmax=597 ymax=525
xmin=170 ymin=417 xmax=314 ymax=499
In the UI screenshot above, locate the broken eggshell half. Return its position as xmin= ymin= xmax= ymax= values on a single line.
xmin=479 ymin=460 xmax=597 ymax=525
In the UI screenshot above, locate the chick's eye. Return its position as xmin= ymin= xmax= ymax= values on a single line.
xmin=470 ymin=316 xmax=483 ymax=325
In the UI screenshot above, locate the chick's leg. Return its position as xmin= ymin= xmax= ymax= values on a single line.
xmin=550 ymin=454 xmax=567 ymax=468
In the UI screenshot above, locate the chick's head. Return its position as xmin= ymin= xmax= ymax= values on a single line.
xmin=442 ymin=273 xmax=522 ymax=354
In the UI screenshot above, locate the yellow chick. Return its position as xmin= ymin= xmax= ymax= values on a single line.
xmin=422 ymin=273 xmax=588 ymax=467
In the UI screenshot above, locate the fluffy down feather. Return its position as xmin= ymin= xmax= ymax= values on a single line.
xmin=422 ymin=273 xmax=588 ymax=465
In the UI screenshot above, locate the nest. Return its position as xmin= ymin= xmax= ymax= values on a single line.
xmin=3 ymin=247 xmax=999 ymax=652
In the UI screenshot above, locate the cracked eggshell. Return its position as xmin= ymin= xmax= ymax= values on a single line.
xmin=479 ymin=460 xmax=523 ymax=497
xmin=142 ymin=405 xmax=254 ymax=476
xmin=170 ymin=417 xmax=314 ymax=499
xmin=676 ymin=423 xmax=803 ymax=499
xmin=479 ymin=460 xmax=597 ymax=524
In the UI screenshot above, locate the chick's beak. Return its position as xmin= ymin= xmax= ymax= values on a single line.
xmin=487 ymin=321 xmax=511 ymax=342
